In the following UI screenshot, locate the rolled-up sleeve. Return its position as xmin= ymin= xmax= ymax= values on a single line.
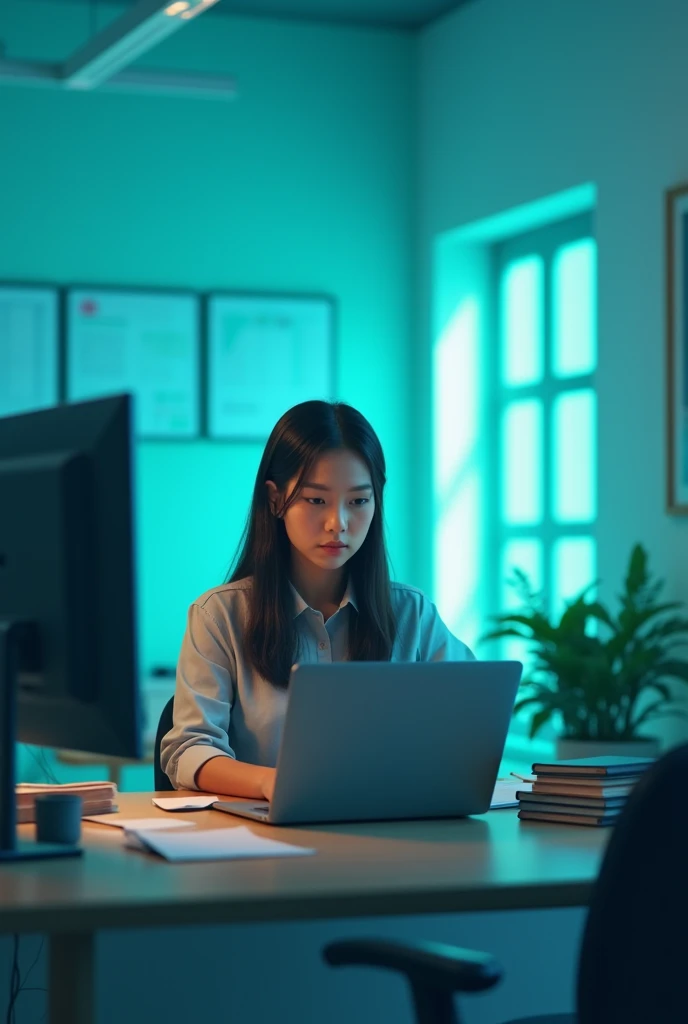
xmin=160 ymin=603 xmax=237 ymax=790
xmin=418 ymin=596 xmax=476 ymax=662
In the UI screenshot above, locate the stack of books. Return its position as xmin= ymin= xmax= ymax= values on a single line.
xmin=516 ymin=755 xmax=655 ymax=827
xmin=16 ymin=781 xmax=118 ymax=823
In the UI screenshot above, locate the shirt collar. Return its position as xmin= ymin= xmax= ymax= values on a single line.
xmin=289 ymin=578 xmax=358 ymax=618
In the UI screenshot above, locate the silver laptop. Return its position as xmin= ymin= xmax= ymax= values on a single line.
xmin=213 ymin=660 xmax=522 ymax=826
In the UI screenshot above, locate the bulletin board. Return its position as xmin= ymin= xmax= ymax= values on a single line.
xmin=66 ymin=287 xmax=201 ymax=439
xmin=0 ymin=284 xmax=60 ymax=417
xmin=206 ymin=292 xmax=336 ymax=440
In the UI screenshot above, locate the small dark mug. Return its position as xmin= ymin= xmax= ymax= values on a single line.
xmin=35 ymin=794 xmax=83 ymax=845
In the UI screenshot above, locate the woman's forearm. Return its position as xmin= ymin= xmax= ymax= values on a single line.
xmin=195 ymin=755 xmax=275 ymax=799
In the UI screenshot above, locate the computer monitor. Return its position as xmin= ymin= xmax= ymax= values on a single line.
xmin=0 ymin=394 xmax=141 ymax=860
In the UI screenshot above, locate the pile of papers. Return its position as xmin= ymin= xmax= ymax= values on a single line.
xmin=16 ymin=781 xmax=117 ymax=823
xmin=84 ymin=797 xmax=315 ymax=863
xmin=123 ymin=825 xmax=316 ymax=862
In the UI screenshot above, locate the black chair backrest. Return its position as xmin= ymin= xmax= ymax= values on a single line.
xmin=577 ymin=741 xmax=688 ymax=1023
xmin=153 ymin=695 xmax=176 ymax=791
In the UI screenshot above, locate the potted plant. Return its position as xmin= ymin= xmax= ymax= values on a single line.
xmin=482 ymin=543 xmax=688 ymax=759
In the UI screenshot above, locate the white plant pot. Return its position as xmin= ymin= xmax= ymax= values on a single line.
xmin=555 ymin=737 xmax=661 ymax=761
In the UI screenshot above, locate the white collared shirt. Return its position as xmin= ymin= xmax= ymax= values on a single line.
xmin=161 ymin=576 xmax=475 ymax=790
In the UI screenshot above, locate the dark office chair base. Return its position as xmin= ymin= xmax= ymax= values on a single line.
xmin=502 ymin=1015 xmax=575 ymax=1023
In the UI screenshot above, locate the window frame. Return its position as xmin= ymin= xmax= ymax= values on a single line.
xmin=487 ymin=213 xmax=597 ymax=754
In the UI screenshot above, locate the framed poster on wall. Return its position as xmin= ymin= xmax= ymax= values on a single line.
xmin=66 ymin=287 xmax=200 ymax=439
xmin=206 ymin=292 xmax=336 ymax=440
xmin=0 ymin=284 xmax=59 ymax=417
xmin=666 ymin=183 xmax=688 ymax=512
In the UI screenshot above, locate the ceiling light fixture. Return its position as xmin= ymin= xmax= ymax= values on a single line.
xmin=0 ymin=57 xmax=235 ymax=99
xmin=62 ymin=0 xmax=221 ymax=91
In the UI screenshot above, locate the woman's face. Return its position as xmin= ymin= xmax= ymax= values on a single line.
xmin=268 ymin=449 xmax=376 ymax=572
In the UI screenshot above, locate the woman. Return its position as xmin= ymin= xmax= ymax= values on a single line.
xmin=161 ymin=400 xmax=474 ymax=798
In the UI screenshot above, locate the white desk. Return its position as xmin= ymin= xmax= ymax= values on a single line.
xmin=0 ymin=791 xmax=609 ymax=1024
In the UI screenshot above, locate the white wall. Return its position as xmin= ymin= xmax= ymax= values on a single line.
xmin=418 ymin=0 xmax=688 ymax=743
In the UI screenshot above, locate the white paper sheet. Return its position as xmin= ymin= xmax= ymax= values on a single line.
xmin=84 ymin=815 xmax=196 ymax=830
xmin=207 ymin=294 xmax=334 ymax=439
xmin=0 ymin=286 xmax=59 ymax=416
xmin=490 ymin=779 xmax=532 ymax=809
xmin=125 ymin=824 xmax=316 ymax=862
xmin=67 ymin=288 xmax=199 ymax=437
xmin=152 ymin=795 xmax=219 ymax=811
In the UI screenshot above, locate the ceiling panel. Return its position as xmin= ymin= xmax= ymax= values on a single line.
xmin=208 ymin=0 xmax=466 ymax=29
xmin=39 ymin=0 xmax=472 ymax=30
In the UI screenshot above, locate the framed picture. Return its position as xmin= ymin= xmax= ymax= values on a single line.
xmin=206 ymin=292 xmax=336 ymax=440
xmin=666 ymin=183 xmax=688 ymax=512
xmin=66 ymin=286 xmax=201 ymax=439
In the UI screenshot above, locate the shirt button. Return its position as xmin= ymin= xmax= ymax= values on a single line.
xmin=319 ymin=642 xmax=326 ymax=650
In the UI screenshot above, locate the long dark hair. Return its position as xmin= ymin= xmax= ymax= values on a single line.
xmin=227 ymin=400 xmax=396 ymax=688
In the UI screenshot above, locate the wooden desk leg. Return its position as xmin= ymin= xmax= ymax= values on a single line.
xmin=49 ymin=931 xmax=95 ymax=1024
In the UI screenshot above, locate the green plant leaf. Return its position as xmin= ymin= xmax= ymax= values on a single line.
xmin=617 ymin=602 xmax=684 ymax=637
xmin=489 ymin=543 xmax=688 ymax=742
xmin=647 ymin=681 xmax=673 ymax=702
xmin=642 ymin=616 xmax=688 ymax=642
xmin=481 ymin=611 xmax=558 ymax=642
xmin=650 ymin=659 xmax=688 ymax=684
xmin=512 ymin=697 xmax=546 ymax=717
xmin=528 ymin=706 xmax=553 ymax=738
xmin=629 ymin=698 xmax=670 ymax=730
xmin=585 ymin=601 xmax=616 ymax=630
xmin=625 ymin=543 xmax=649 ymax=594
xmin=480 ymin=627 xmax=530 ymax=643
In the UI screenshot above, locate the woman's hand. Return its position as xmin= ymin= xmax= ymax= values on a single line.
xmin=261 ymin=767 xmax=277 ymax=803
xmin=196 ymin=757 xmax=276 ymax=801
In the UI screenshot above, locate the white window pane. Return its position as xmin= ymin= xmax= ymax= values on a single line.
xmin=500 ymin=539 xmax=543 ymax=666
xmin=501 ymin=256 xmax=544 ymax=387
xmin=552 ymin=238 xmax=597 ymax=378
xmin=501 ymin=399 xmax=543 ymax=525
xmin=551 ymin=536 xmax=596 ymax=621
xmin=552 ymin=389 xmax=597 ymax=523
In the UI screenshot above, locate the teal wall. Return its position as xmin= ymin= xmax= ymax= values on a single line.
xmin=418 ymin=0 xmax=688 ymax=743
xmin=0 ymin=2 xmax=415 ymax=670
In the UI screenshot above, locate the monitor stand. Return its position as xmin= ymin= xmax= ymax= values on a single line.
xmin=0 ymin=620 xmax=82 ymax=861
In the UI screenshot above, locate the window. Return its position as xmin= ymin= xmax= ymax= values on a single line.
xmin=491 ymin=216 xmax=597 ymax=755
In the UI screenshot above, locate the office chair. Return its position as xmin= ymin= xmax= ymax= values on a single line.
xmin=324 ymin=741 xmax=688 ymax=1024
xmin=153 ymin=696 xmax=175 ymax=791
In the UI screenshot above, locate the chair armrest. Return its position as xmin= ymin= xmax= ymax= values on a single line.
xmin=323 ymin=938 xmax=503 ymax=994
